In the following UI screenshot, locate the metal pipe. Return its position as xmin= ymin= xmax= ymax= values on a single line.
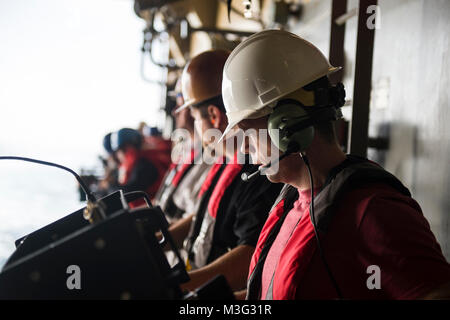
xmin=348 ymin=0 xmax=378 ymax=157
xmin=329 ymin=0 xmax=348 ymax=84
xmin=189 ymin=25 xmax=255 ymax=38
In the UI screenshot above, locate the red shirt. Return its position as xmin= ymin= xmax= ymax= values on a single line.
xmin=257 ymin=183 xmax=450 ymax=299
xmin=261 ymin=188 xmax=317 ymax=298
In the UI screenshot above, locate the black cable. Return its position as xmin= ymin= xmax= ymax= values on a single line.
xmin=0 ymin=156 xmax=96 ymax=203
xmin=301 ymin=153 xmax=343 ymax=299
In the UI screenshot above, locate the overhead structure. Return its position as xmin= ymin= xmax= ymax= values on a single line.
xmin=134 ymin=0 xmax=382 ymax=158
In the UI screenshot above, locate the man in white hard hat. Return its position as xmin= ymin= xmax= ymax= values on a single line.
xmin=220 ymin=29 xmax=450 ymax=300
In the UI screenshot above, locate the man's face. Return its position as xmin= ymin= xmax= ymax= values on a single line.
xmin=237 ymin=117 xmax=272 ymax=164
xmin=190 ymin=106 xmax=216 ymax=150
xmin=189 ymin=105 xmax=235 ymax=162
xmin=173 ymin=93 xmax=194 ymax=135
xmin=174 ymin=107 xmax=195 ymax=133
xmin=238 ymin=117 xmax=293 ymax=184
xmin=116 ymin=149 xmax=126 ymax=164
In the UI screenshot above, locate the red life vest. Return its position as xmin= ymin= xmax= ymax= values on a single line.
xmin=247 ymin=156 xmax=412 ymax=300
xmin=118 ymin=146 xmax=170 ymax=202
xmin=143 ymin=135 xmax=172 ymax=154
xmin=154 ymin=148 xmax=198 ymax=220
xmin=171 ymin=148 xmax=197 ymax=187
xmin=142 ymin=136 xmax=172 ymax=180
xmin=185 ymin=155 xmax=243 ymax=269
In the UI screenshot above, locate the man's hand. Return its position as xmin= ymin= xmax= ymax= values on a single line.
xmin=168 ymin=213 xmax=195 ymax=249
xmin=180 ymin=244 xmax=255 ymax=293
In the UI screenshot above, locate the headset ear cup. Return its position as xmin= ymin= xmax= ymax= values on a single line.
xmin=268 ymin=103 xmax=315 ymax=153
xmin=289 ymin=126 xmax=315 ymax=152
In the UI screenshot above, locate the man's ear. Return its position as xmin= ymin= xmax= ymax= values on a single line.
xmin=207 ymin=105 xmax=222 ymax=129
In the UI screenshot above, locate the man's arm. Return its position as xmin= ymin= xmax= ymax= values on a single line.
xmin=167 ymin=213 xmax=194 ymax=249
xmin=358 ymin=192 xmax=450 ymax=299
xmin=420 ymin=281 xmax=450 ymax=300
xmin=234 ymin=289 xmax=247 ymax=300
xmin=180 ymin=244 xmax=254 ymax=292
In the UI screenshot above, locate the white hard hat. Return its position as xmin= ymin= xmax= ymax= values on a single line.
xmin=220 ymin=29 xmax=341 ymax=141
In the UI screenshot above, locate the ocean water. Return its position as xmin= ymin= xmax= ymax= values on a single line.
xmin=0 ymin=163 xmax=85 ymax=268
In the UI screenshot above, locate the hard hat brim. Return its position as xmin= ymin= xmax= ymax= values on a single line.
xmin=173 ymin=99 xmax=196 ymax=114
xmin=217 ymin=121 xmax=240 ymax=143
xmin=218 ymin=107 xmax=272 ymax=143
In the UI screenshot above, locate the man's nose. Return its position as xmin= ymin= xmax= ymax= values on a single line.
xmin=240 ymin=139 xmax=250 ymax=154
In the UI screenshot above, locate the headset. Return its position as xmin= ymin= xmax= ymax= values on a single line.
xmin=267 ymin=82 xmax=345 ymax=154
xmin=242 ymin=81 xmax=346 ymax=299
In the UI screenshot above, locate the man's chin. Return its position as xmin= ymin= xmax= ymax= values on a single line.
xmin=265 ymin=172 xmax=282 ymax=183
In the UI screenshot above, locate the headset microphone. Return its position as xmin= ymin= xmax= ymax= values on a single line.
xmin=241 ymin=144 xmax=300 ymax=182
xmin=240 ymin=170 xmax=257 ymax=182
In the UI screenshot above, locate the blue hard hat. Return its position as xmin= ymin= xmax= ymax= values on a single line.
xmin=103 ymin=133 xmax=113 ymax=154
xmin=110 ymin=128 xmax=142 ymax=152
xmin=148 ymin=126 xmax=162 ymax=136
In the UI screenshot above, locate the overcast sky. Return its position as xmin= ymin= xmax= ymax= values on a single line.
xmin=0 ymin=0 xmax=164 ymax=168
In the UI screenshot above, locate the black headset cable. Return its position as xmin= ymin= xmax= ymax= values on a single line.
xmin=300 ymin=152 xmax=343 ymax=299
